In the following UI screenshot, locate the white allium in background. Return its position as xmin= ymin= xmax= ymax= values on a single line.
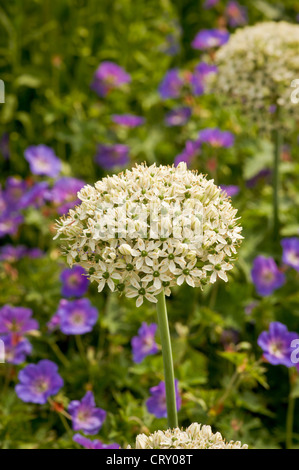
xmin=55 ymin=163 xmax=242 ymax=306
xmin=213 ymin=21 xmax=299 ymax=131
xmin=127 ymin=423 xmax=248 ymax=449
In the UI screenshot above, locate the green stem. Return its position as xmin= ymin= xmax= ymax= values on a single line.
xmin=156 ymin=290 xmax=178 ymax=429
xmin=272 ymin=129 xmax=282 ymax=241
xmin=286 ymin=370 xmax=296 ymax=449
xmin=75 ymin=335 xmax=86 ymax=363
xmin=49 ymin=341 xmax=70 ymax=368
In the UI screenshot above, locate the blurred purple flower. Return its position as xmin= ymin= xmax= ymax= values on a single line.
xmin=15 ymin=360 xmax=64 ymax=404
xmin=146 ymin=380 xmax=181 ymax=418
xmin=191 ymin=62 xmax=218 ymax=96
xmin=192 ymin=29 xmax=229 ymax=50
xmin=68 ymin=391 xmax=106 ymax=435
xmin=4 ymin=177 xmax=28 ymax=208
xmin=281 ymin=238 xmax=299 ymax=272
xmin=60 ymin=266 xmax=89 ymax=298
xmin=158 ymin=69 xmax=184 ymax=100
xmin=0 ymin=305 xmax=39 ymax=336
xmin=0 ymin=133 xmax=10 ymax=160
xmin=0 ymin=211 xmax=23 ymax=238
xmin=131 ymin=322 xmax=158 ymax=363
xmin=203 ymin=0 xmax=220 ymax=8
xmin=91 ymin=61 xmax=131 ymax=97
xmin=198 ymin=128 xmax=235 ymax=148
xmin=24 ymin=145 xmax=61 ymax=177
xmin=49 ymin=177 xmax=85 ymax=215
xmin=251 ymin=256 xmax=285 ymax=296
xmin=165 ymin=107 xmax=191 ymax=126
xmin=258 ymin=322 xmax=299 ymax=367
xmin=220 ymin=185 xmax=240 ymax=197
xmin=174 ymin=139 xmax=201 ymax=167
xmin=112 ymin=114 xmax=145 ymax=127
xmin=95 ymin=144 xmax=130 ymax=170
xmin=0 ymin=244 xmax=27 ymax=262
xmin=20 ymin=181 xmax=49 ymax=209
xmin=1 ymin=335 xmax=32 ymax=365
xmin=54 ymin=298 xmax=98 ymax=335
xmin=225 ymin=1 xmax=248 ymax=28
xmin=220 ymin=328 xmax=239 ymax=349
xmin=244 ymin=300 xmax=259 ymax=315
xmin=73 ymin=434 xmax=120 ymax=449
xmin=246 ymin=168 xmax=272 ymax=188
xmin=161 ymin=34 xmax=180 ymax=56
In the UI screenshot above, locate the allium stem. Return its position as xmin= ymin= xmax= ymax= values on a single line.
xmin=272 ymin=129 xmax=282 ymax=241
xmin=156 ymin=290 xmax=178 ymax=429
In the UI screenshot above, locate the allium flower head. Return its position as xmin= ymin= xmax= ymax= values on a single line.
xmin=146 ymin=380 xmax=181 ymax=418
xmin=213 ymin=22 xmax=299 ymax=131
xmin=131 ymin=322 xmax=158 ymax=363
xmin=60 ymin=265 xmax=89 ymax=298
xmin=258 ymin=322 xmax=299 ymax=367
xmin=73 ymin=434 xmax=120 ymax=449
xmin=15 ymin=360 xmax=64 ymax=404
xmin=192 ymin=29 xmax=229 ymax=50
xmin=24 ymin=145 xmax=61 ymax=177
xmin=251 ymin=256 xmax=285 ymax=296
xmin=128 ymin=423 xmax=248 ymax=449
xmin=53 ymin=298 xmax=98 ymax=335
xmin=281 ymin=237 xmax=299 ymax=272
xmin=55 ymin=163 xmax=242 ymax=307
xmin=91 ymin=61 xmax=131 ymax=97
xmin=68 ymin=391 xmax=106 ymax=435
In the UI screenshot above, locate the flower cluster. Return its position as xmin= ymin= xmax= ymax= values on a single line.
xmin=128 ymin=422 xmax=248 ymax=449
xmin=213 ymin=21 xmax=299 ymax=131
xmin=55 ymin=163 xmax=243 ymax=306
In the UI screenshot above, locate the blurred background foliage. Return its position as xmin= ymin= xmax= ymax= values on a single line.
xmin=1 ymin=0 xmax=299 ymax=449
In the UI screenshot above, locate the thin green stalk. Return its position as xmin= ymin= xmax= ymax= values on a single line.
xmin=286 ymin=369 xmax=296 ymax=449
xmin=272 ymin=129 xmax=282 ymax=241
xmin=75 ymin=335 xmax=87 ymax=364
xmin=49 ymin=341 xmax=70 ymax=367
xmin=156 ymin=290 xmax=178 ymax=429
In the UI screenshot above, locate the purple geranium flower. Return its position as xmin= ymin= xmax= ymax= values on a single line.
xmin=220 ymin=185 xmax=240 ymax=197
xmin=73 ymin=434 xmax=120 ymax=449
xmin=191 ymin=62 xmax=218 ymax=96
xmin=15 ymin=360 xmax=64 ymax=404
xmin=192 ymin=29 xmax=229 ymax=50
xmin=225 ymin=1 xmax=248 ymax=28
xmin=91 ymin=61 xmax=131 ymax=97
xmin=24 ymin=145 xmax=61 ymax=177
xmin=251 ymin=256 xmax=285 ymax=297
xmin=281 ymin=238 xmax=299 ymax=272
xmin=0 ymin=211 xmax=23 ymax=238
xmin=258 ymin=322 xmax=299 ymax=367
xmin=68 ymin=391 xmax=106 ymax=435
xmin=0 ymin=244 xmax=27 ymax=262
xmin=95 ymin=144 xmax=130 ymax=170
xmin=60 ymin=266 xmax=89 ymax=298
xmin=146 ymin=380 xmax=181 ymax=418
xmin=246 ymin=168 xmax=272 ymax=188
xmin=0 ymin=305 xmax=39 ymax=336
xmin=4 ymin=177 xmax=28 ymax=208
xmin=203 ymin=0 xmax=220 ymax=8
xmin=165 ymin=107 xmax=191 ymax=126
xmin=54 ymin=298 xmax=98 ymax=335
xmin=158 ymin=69 xmax=184 ymax=100
xmin=49 ymin=177 xmax=85 ymax=215
xmin=1 ymin=335 xmax=32 ymax=365
xmin=174 ymin=139 xmax=201 ymax=167
xmin=112 ymin=114 xmax=145 ymax=127
xmin=131 ymin=322 xmax=159 ymax=363
xmin=198 ymin=128 xmax=235 ymax=148
xmin=20 ymin=181 xmax=49 ymax=209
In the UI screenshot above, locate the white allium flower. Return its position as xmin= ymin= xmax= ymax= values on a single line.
xmin=127 ymin=423 xmax=248 ymax=449
xmin=54 ymin=163 xmax=242 ymax=306
xmin=213 ymin=21 xmax=299 ymax=131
